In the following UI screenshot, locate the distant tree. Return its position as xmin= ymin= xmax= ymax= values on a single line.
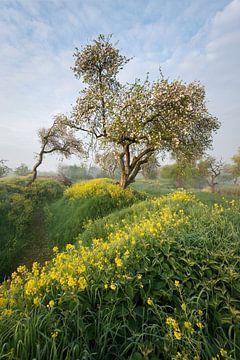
xmin=58 ymin=164 xmax=92 ymax=183
xmin=229 ymin=148 xmax=240 ymax=184
xmin=198 ymin=156 xmax=224 ymax=192
xmin=95 ymin=148 xmax=119 ymax=179
xmin=160 ymin=160 xmax=206 ymax=189
xmin=141 ymin=154 xmax=159 ymax=180
xmin=66 ymin=35 xmax=219 ymax=188
xmin=0 ymin=160 xmax=11 ymax=178
xmin=28 ymin=115 xmax=84 ymax=186
xmin=15 ymin=163 xmax=30 ymax=176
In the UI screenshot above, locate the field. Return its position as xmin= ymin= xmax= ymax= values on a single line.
xmin=0 ymin=178 xmax=240 ymax=359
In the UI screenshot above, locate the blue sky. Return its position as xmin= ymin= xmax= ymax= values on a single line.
xmin=0 ymin=0 xmax=239 ymax=170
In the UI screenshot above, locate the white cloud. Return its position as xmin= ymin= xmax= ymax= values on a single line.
xmin=0 ymin=0 xmax=239 ymax=171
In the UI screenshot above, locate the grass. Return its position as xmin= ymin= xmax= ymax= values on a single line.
xmin=0 ymin=187 xmax=240 ymax=359
xmin=0 ymin=177 xmax=64 ymax=280
xmin=46 ymin=178 xmax=145 ymax=249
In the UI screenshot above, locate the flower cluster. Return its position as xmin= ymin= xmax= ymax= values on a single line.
xmin=65 ymin=178 xmax=135 ymax=201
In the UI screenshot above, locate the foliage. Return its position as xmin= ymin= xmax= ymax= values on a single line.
xmin=0 ymin=160 xmax=11 ymax=178
xmin=160 ymin=162 xmax=206 ymax=189
xmin=65 ymin=34 xmax=220 ymax=188
xmin=14 ymin=163 xmax=30 ymax=176
xmin=58 ymin=163 xmax=93 ymax=183
xmin=46 ymin=179 xmax=144 ymax=248
xmin=0 ymin=177 xmax=64 ymax=279
xmin=229 ymin=148 xmax=240 ymax=184
xmin=198 ymin=156 xmax=224 ymax=192
xmin=0 ymin=190 xmax=240 ymax=359
xmin=65 ymin=178 xmax=136 ymax=201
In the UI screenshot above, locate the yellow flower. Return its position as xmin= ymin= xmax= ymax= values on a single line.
xmin=25 ymin=279 xmax=37 ymax=296
xmin=110 ymin=283 xmax=116 ymax=291
xmin=147 ymin=297 xmax=153 ymax=305
xmin=196 ymin=321 xmax=204 ymax=329
xmin=175 ymin=280 xmax=180 ymax=287
xmin=51 ymin=330 xmax=59 ymax=339
xmin=66 ymin=244 xmax=75 ymax=252
xmin=0 ymin=297 xmax=7 ymax=307
xmin=78 ymin=276 xmax=87 ymax=290
xmin=17 ymin=265 xmax=27 ymax=273
xmin=47 ymin=300 xmax=55 ymax=309
xmin=166 ymin=317 xmax=177 ymax=327
xmin=198 ymin=309 xmax=203 ymax=316
xmin=33 ymin=297 xmax=40 ymax=306
xmin=115 ymin=257 xmax=123 ymax=267
xmin=220 ymin=349 xmax=227 ymax=357
xmin=184 ymin=321 xmax=192 ymax=329
xmin=67 ymin=276 xmax=77 ymax=287
xmin=2 ymin=309 xmax=14 ymax=317
xmin=53 ymin=246 xmax=58 ymax=253
xmin=174 ymin=330 xmax=182 ymax=340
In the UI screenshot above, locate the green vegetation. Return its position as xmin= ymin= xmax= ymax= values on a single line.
xmin=0 ymin=180 xmax=240 ymax=359
xmin=46 ymin=178 xmax=145 ymax=249
xmin=0 ymin=177 xmax=63 ymax=279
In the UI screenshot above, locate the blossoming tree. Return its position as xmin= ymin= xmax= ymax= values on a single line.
xmin=28 ymin=115 xmax=84 ymax=185
xmin=67 ymin=35 xmax=220 ymax=188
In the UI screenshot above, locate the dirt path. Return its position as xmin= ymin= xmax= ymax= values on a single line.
xmin=16 ymin=210 xmax=53 ymax=270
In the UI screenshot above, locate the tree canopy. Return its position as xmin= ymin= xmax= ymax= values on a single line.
xmin=15 ymin=163 xmax=30 ymax=176
xmin=65 ymin=35 xmax=219 ymax=188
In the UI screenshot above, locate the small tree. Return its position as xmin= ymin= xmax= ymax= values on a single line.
xmin=67 ymin=35 xmax=220 ymax=188
xmin=230 ymin=148 xmax=240 ymax=184
xmin=28 ymin=115 xmax=84 ymax=186
xmin=198 ymin=156 xmax=224 ymax=192
xmin=141 ymin=154 xmax=159 ymax=180
xmin=15 ymin=163 xmax=30 ymax=176
xmin=0 ymin=160 xmax=11 ymax=178
xmin=58 ymin=163 xmax=92 ymax=182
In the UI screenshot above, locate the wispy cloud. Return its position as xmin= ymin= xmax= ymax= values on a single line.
xmin=0 ymin=0 xmax=239 ymax=170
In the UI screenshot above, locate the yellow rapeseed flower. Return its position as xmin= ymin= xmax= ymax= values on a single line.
xmin=147 ymin=297 xmax=153 ymax=305
xmin=110 ymin=283 xmax=116 ymax=291
xmin=175 ymin=280 xmax=180 ymax=287
xmin=220 ymin=349 xmax=227 ymax=357
xmin=174 ymin=330 xmax=182 ymax=340
xmin=33 ymin=297 xmax=40 ymax=306
xmin=47 ymin=300 xmax=55 ymax=309
xmin=51 ymin=330 xmax=59 ymax=339
xmin=115 ymin=257 xmax=123 ymax=267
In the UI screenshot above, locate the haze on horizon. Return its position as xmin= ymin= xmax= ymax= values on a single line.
xmin=0 ymin=0 xmax=240 ymax=171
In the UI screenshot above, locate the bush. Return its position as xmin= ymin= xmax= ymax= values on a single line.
xmin=0 ymin=191 xmax=240 ymax=359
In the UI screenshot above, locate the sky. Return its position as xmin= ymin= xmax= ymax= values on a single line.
xmin=0 ymin=0 xmax=240 ymax=171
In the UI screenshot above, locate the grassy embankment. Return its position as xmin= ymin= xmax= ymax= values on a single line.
xmin=0 ymin=178 xmax=240 ymax=359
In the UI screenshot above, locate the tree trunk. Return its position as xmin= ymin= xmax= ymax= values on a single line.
xmin=27 ymin=151 xmax=44 ymax=186
xmin=118 ymin=146 xmax=154 ymax=189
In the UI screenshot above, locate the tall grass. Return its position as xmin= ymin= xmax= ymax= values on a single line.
xmin=46 ymin=178 xmax=145 ymax=248
xmin=0 ymin=177 xmax=63 ymax=279
xmin=0 ymin=190 xmax=239 ymax=359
